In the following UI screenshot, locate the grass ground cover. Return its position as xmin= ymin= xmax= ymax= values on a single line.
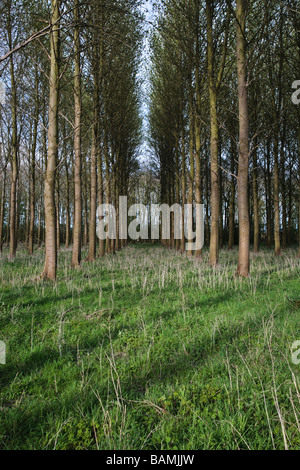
xmin=0 ymin=245 xmax=299 ymax=450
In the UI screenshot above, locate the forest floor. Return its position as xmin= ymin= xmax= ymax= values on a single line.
xmin=0 ymin=244 xmax=299 ymax=450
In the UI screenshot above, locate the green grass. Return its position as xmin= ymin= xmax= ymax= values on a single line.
xmin=0 ymin=244 xmax=299 ymax=450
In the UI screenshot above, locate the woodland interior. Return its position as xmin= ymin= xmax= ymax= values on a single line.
xmin=0 ymin=0 xmax=299 ymax=452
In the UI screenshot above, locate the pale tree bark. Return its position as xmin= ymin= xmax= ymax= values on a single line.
xmin=206 ymin=1 xmax=230 ymax=266
xmin=104 ymin=118 xmax=111 ymax=255
xmin=42 ymin=0 xmax=60 ymax=280
xmin=87 ymin=95 xmax=98 ymax=262
xmin=175 ymin=132 xmax=181 ymax=252
xmin=8 ymin=2 xmax=18 ymax=260
xmin=265 ymin=138 xmax=272 ymax=248
xmin=110 ymin=162 xmax=116 ymax=255
xmin=71 ymin=0 xmax=82 ymax=268
xmin=236 ymin=0 xmax=250 ymax=277
xmin=88 ymin=2 xmax=104 ymax=261
xmin=253 ymin=145 xmax=259 ymax=253
xmin=56 ymin=165 xmax=60 ymax=251
xmin=83 ymin=161 xmax=88 ymax=247
xmin=187 ymin=94 xmax=195 ymax=257
xmin=28 ymin=76 xmax=38 ymax=255
xmin=207 ymin=1 xmax=219 ymax=266
xmin=28 ymin=65 xmax=39 ymax=255
xmin=194 ymin=0 xmax=202 ymax=260
xmin=292 ymin=4 xmax=300 ymax=257
xmin=280 ymin=120 xmax=287 ymax=250
xmin=219 ymin=153 xmax=224 ymax=249
xmin=267 ymin=8 xmax=284 ymax=257
xmin=180 ymin=128 xmax=186 ymax=254
xmin=25 ymin=187 xmax=29 ymax=249
xmin=298 ymin=127 xmax=300 ymax=258
xmin=98 ymin=148 xmax=105 ymax=257
xmin=228 ymin=138 xmax=236 ymax=250
xmin=0 ymin=163 xmax=6 ymax=253
xmin=63 ymin=120 xmax=70 ymax=249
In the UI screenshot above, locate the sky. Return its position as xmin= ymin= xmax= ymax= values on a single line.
xmin=138 ymin=0 xmax=155 ymax=169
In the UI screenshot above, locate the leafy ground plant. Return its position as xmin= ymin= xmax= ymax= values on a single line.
xmin=0 ymin=245 xmax=299 ymax=450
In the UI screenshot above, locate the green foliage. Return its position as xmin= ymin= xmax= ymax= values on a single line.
xmin=0 ymin=245 xmax=299 ymax=450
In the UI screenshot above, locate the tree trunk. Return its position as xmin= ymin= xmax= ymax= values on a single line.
xmin=180 ymin=130 xmax=186 ymax=254
xmin=253 ymin=145 xmax=259 ymax=253
xmin=280 ymin=120 xmax=287 ymax=249
xmin=56 ymin=168 xmax=60 ymax=251
xmin=206 ymin=1 xmax=220 ymax=266
xmin=228 ymin=138 xmax=236 ymax=250
xmin=298 ymin=127 xmax=300 ymax=258
xmin=273 ymin=124 xmax=281 ymax=256
xmin=195 ymin=52 xmax=202 ymax=259
xmin=8 ymin=4 xmax=18 ymax=260
xmin=71 ymin=0 xmax=82 ymax=268
xmin=0 ymin=166 xmax=6 ymax=253
xmin=187 ymin=96 xmax=194 ymax=257
xmin=63 ymin=121 xmax=70 ymax=249
xmin=42 ymin=0 xmax=60 ymax=280
xmin=236 ymin=0 xmax=250 ymax=277
xmin=28 ymin=69 xmax=39 ymax=255
xmin=88 ymin=98 xmax=98 ymax=262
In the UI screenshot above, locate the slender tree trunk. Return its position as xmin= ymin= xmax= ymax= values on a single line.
xmin=273 ymin=124 xmax=281 ymax=256
xmin=37 ymin=201 xmax=41 ymax=248
xmin=71 ymin=0 xmax=82 ymax=268
xmin=88 ymin=91 xmax=98 ymax=262
xmin=63 ymin=122 xmax=70 ymax=249
xmin=219 ymin=155 xmax=224 ymax=250
xmin=175 ymin=135 xmax=181 ymax=252
xmin=42 ymin=0 xmax=60 ymax=280
xmin=265 ymin=139 xmax=272 ymax=248
xmin=0 ymin=167 xmax=6 ymax=253
xmin=83 ymin=161 xmax=88 ymax=247
xmin=298 ymin=127 xmax=300 ymax=258
xmin=8 ymin=4 xmax=18 ymax=260
xmin=236 ymin=0 xmax=250 ymax=277
xmin=6 ymin=202 xmax=10 ymax=247
xmin=56 ymin=168 xmax=60 ymax=251
xmin=253 ymin=144 xmax=259 ymax=253
xmin=228 ymin=138 xmax=236 ymax=250
xmin=206 ymin=3 xmax=230 ymax=265
xmin=205 ymin=153 xmax=210 ymax=246
xmin=28 ymin=70 xmax=39 ymax=255
xmin=195 ymin=58 xmax=202 ymax=259
xmin=25 ymin=192 xmax=29 ymax=249
xmin=104 ymin=121 xmax=111 ymax=255
xmin=98 ymin=148 xmax=105 ymax=257
xmin=187 ymin=96 xmax=194 ymax=257
xmin=110 ymin=163 xmax=116 ymax=255
xmin=206 ymin=1 xmax=223 ymax=266
xmin=181 ymin=130 xmax=186 ymax=254
xmin=280 ymin=121 xmax=287 ymax=249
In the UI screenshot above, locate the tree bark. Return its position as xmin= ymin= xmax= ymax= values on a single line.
xmin=207 ymin=1 xmax=219 ymax=266
xmin=253 ymin=145 xmax=259 ymax=253
xmin=0 ymin=166 xmax=6 ymax=253
xmin=8 ymin=3 xmax=18 ymax=260
xmin=71 ymin=0 xmax=82 ymax=268
xmin=236 ymin=0 xmax=250 ymax=277
xmin=228 ymin=138 xmax=236 ymax=250
xmin=42 ymin=0 xmax=60 ymax=280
